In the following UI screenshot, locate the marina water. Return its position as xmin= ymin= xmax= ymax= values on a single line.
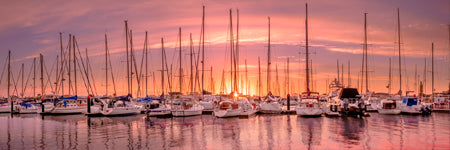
xmin=1 ymin=113 xmax=449 ymax=149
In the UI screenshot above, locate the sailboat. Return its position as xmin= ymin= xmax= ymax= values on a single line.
xmin=295 ymin=3 xmax=323 ymax=117
xmin=100 ymin=94 xmax=140 ymax=116
xmin=0 ymin=51 xmax=12 ymax=113
xmin=145 ymin=37 xmax=172 ymax=117
xmin=259 ymin=17 xmax=283 ymax=114
xmin=213 ymin=9 xmax=244 ymax=118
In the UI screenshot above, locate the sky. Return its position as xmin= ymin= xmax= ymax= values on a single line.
xmin=0 ymin=0 xmax=449 ymax=97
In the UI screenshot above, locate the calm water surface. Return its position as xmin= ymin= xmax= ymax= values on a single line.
xmin=0 ymin=113 xmax=449 ymax=150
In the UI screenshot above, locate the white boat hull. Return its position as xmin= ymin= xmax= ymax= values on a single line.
xmin=213 ymin=108 xmax=242 ymax=118
xmin=146 ymin=105 xmax=172 ymax=117
xmin=260 ymin=102 xmax=282 ymax=114
xmin=378 ymin=109 xmax=401 ymax=115
xmin=400 ymin=106 xmax=422 ymax=114
xmin=239 ymin=109 xmax=257 ymax=117
xmin=101 ymin=106 xmax=140 ymax=116
xmin=0 ymin=105 xmax=11 ymax=113
xmin=51 ymin=106 xmax=86 ymax=114
xmin=13 ymin=105 xmax=39 ymax=114
xmin=296 ymin=107 xmax=323 ymax=116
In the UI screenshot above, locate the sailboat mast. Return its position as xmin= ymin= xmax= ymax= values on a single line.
xmin=364 ymin=13 xmax=369 ymax=92
xmin=145 ymin=31 xmax=148 ymax=96
xmin=389 ymin=58 xmax=392 ymax=94
xmin=201 ymin=5 xmax=205 ymax=98
xmin=267 ymin=16 xmax=271 ymax=94
xmin=258 ymin=57 xmax=261 ymax=96
xmin=130 ymin=30 xmax=134 ymax=96
xmin=21 ymin=63 xmax=24 ymax=98
xmin=229 ymin=9 xmax=234 ymax=93
xmin=34 ymin=57 xmax=36 ymax=97
xmin=68 ymin=34 xmax=71 ymax=96
xmin=59 ymin=32 xmax=63 ymax=96
xmin=190 ymin=33 xmax=193 ymax=94
xmin=432 ymin=43 xmax=434 ymax=97
xmin=337 ymin=60 xmax=340 ymax=84
xmin=40 ymin=54 xmax=43 ymax=96
xmin=305 ymin=3 xmax=310 ymax=93
xmin=105 ymin=34 xmax=108 ymax=96
xmin=179 ymin=27 xmax=182 ymax=93
xmin=73 ymin=36 xmax=77 ymax=95
xmin=7 ymin=51 xmax=10 ymax=102
xmin=397 ymin=8 xmax=402 ymax=96
xmin=287 ymin=58 xmax=290 ymax=94
xmin=236 ymin=9 xmax=240 ymax=93
xmin=125 ymin=20 xmax=130 ymax=95
xmin=161 ymin=38 xmax=165 ymax=98
xmin=245 ymin=60 xmax=248 ymax=95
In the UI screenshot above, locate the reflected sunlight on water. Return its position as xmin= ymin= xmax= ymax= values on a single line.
xmin=0 ymin=113 xmax=449 ymax=149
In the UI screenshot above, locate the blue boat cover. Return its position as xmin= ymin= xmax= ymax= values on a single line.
xmin=60 ymin=95 xmax=78 ymax=100
xmin=138 ymin=97 xmax=152 ymax=103
xmin=0 ymin=101 xmax=8 ymax=104
xmin=406 ymin=98 xmax=418 ymax=106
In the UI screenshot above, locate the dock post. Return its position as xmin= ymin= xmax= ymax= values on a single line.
xmin=287 ymin=94 xmax=290 ymax=110
xmin=87 ymin=96 xmax=91 ymax=114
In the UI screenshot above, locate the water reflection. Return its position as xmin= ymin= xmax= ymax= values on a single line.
xmin=0 ymin=113 xmax=449 ymax=149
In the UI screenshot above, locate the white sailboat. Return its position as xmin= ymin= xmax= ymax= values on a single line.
xmin=12 ymin=99 xmax=40 ymax=114
xmin=296 ymin=92 xmax=323 ymax=117
xmin=213 ymin=98 xmax=242 ymax=118
xmin=0 ymin=100 xmax=11 ymax=113
xmin=171 ymin=97 xmax=204 ymax=117
xmin=100 ymin=95 xmax=140 ymax=116
xmin=42 ymin=95 xmax=87 ymax=114
xmin=260 ymin=93 xmax=283 ymax=114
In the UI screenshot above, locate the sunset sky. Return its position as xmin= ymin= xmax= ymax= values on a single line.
xmin=0 ymin=0 xmax=449 ymax=97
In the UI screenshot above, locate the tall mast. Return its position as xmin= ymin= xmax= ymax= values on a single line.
xmin=424 ymin=58 xmax=427 ymax=94
xmin=229 ymin=9 xmax=234 ymax=93
xmin=34 ymin=57 xmax=36 ymax=97
xmin=389 ymin=58 xmax=392 ymax=94
xmin=267 ymin=16 xmax=271 ymax=94
xmin=201 ymin=5 xmax=205 ymax=98
xmin=161 ymin=38 xmax=165 ymax=98
xmin=432 ymin=43 xmax=434 ymax=97
xmin=68 ymin=34 xmax=71 ymax=96
xmin=258 ymin=57 xmax=261 ymax=96
xmin=7 ymin=51 xmax=10 ymax=101
xmin=397 ymin=8 xmax=402 ymax=96
xmin=59 ymin=32 xmax=63 ymax=96
xmin=105 ymin=34 xmax=108 ymax=96
xmin=179 ymin=27 xmax=182 ymax=93
xmin=305 ymin=3 xmax=310 ymax=93
xmin=85 ymin=49 xmax=90 ymax=96
xmin=364 ymin=13 xmax=369 ymax=93
xmin=287 ymin=58 xmax=289 ymax=94
xmin=40 ymin=54 xmax=44 ymax=96
xmin=145 ymin=31 xmax=148 ymax=96
xmin=55 ymin=56 xmax=58 ymax=95
xmin=125 ymin=20 xmax=130 ymax=95
xmin=21 ymin=63 xmax=24 ymax=98
xmin=130 ymin=30 xmax=134 ymax=96
xmin=73 ymin=36 xmax=77 ymax=95
xmin=236 ymin=9 xmax=240 ymax=94
xmin=190 ymin=33 xmax=193 ymax=94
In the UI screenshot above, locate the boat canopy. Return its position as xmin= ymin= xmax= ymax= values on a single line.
xmin=340 ymin=88 xmax=360 ymax=99
xmin=403 ymin=97 xmax=418 ymax=106
xmin=60 ymin=95 xmax=78 ymax=100
xmin=115 ymin=94 xmax=131 ymax=101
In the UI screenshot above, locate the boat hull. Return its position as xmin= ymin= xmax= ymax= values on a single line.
xmin=213 ymin=108 xmax=241 ymax=118
xmin=101 ymin=107 xmax=140 ymax=116
xmin=378 ymin=109 xmax=401 ymax=115
xmin=260 ymin=103 xmax=282 ymax=114
xmin=0 ymin=105 xmax=11 ymax=113
xmin=296 ymin=107 xmax=323 ymax=117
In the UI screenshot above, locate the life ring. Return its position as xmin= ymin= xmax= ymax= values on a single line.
xmin=145 ymin=104 xmax=151 ymax=109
